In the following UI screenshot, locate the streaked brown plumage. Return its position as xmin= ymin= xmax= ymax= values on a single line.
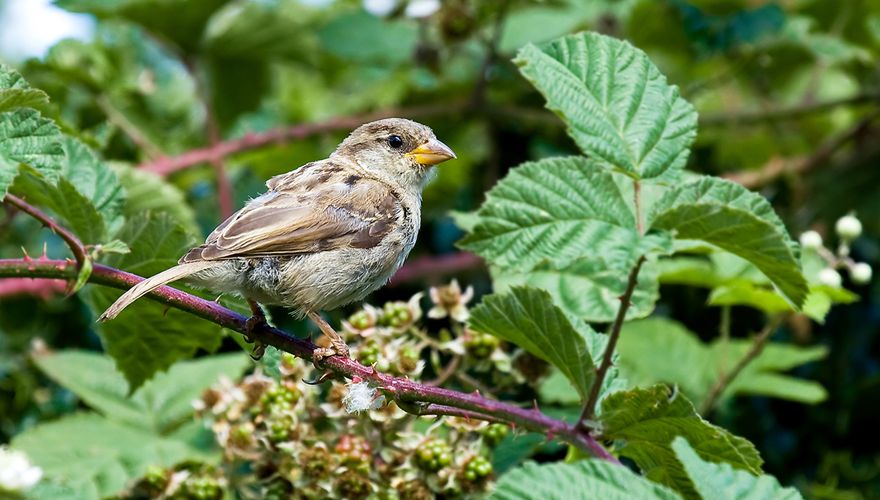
xmin=99 ymin=118 xmax=456 ymax=360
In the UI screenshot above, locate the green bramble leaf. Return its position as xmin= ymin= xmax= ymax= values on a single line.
xmin=10 ymin=136 xmax=124 ymax=246
xmin=459 ymin=156 xmax=663 ymax=321
xmin=459 ymin=156 xmax=636 ymax=269
xmin=491 ymin=459 xmax=680 ymax=500
xmin=58 ymin=136 xmax=125 ymax=233
xmin=514 ymin=32 xmax=698 ymax=180
xmin=469 ymin=287 xmax=610 ymax=403
xmin=0 ymin=108 xmax=63 ymax=195
xmin=672 ymin=438 xmax=803 ymax=500
xmin=618 ymin=318 xmax=827 ymax=406
xmin=32 ymin=350 xmax=248 ymax=434
xmin=493 ymin=255 xmax=660 ymax=323
xmin=12 ymin=166 xmax=107 ymax=245
xmin=648 ymin=177 xmax=808 ymax=307
xmin=11 ymin=413 xmax=198 ymax=499
xmin=601 ymin=385 xmax=762 ymax=498
xmin=71 ymin=257 xmax=93 ymax=294
xmin=95 ymin=239 xmax=132 ymax=257
xmin=0 ymin=64 xmax=50 ymax=113
xmin=82 ymin=213 xmax=225 ymax=391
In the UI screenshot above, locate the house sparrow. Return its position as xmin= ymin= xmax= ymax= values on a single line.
xmin=99 ymin=118 xmax=456 ymax=361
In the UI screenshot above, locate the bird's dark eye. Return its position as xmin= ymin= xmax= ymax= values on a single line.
xmin=387 ymin=135 xmax=404 ymax=149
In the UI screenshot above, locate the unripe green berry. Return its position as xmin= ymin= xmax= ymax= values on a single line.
xmin=143 ymin=465 xmax=168 ymax=488
xmin=836 ymin=215 xmax=862 ymax=241
xmin=482 ymin=423 xmax=509 ymax=446
xmin=357 ymin=342 xmax=381 ymax=366
xmin=415 ymin=439 xmax=453 ymax=472
xmin=461 ymin=456 xmax=493 ymax=487
xmin=465 ymin=332 xmax=499 ymax=359
xmin=349 ymin=310 xmax=374 ymax=330
xmin=819 ymin=268 xmax=842 ymax=288
xmin=799 ymin=230 xmax=823 ymax=250
xmin=851 ymin=262 xmax=873 ymax=284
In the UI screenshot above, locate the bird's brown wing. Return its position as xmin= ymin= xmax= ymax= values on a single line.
xmin=180 ymin=163 xmax=399 ymax=263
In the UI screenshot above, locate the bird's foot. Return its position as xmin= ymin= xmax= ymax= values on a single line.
xmin=312 ymin=340 xmax=350 ymax=364
xmin=308 ymin=311 xmax=350 ymax=368
xmin=244 ymin=299 xmax=268 ymax=360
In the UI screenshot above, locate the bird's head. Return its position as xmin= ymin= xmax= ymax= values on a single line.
xmin=333 ymin=118 xmax=456 ymax=190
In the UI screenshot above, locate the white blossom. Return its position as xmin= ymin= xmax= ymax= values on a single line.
xmin=818 ymin=268 xmax=842 ymax=288
xmin=363 ymin=0 xmax=398 ymax=17
xmin=851 ymin=262 xmax=873 ymax=284
xmin=835 ymin=214 xmax=863 ymax=241
xmin=0 ymin=446 xmax=42 ymax=492
xmin=799 ymin=230 xmax=823 ymax=250
xmin=405 ymin=0 xmax=440 ymax=18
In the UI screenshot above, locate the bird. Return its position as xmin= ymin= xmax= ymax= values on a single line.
xmin=99 ymin=118 xmax=456 ymax=361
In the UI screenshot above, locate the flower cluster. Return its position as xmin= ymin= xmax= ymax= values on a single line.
xmin=121 ymin=282 xmax=540 ymax=499
xmin=800 ymin=213 xmax=873 ymax=287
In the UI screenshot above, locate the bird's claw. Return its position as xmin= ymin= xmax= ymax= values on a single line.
xmin=244 ymin=300 xmax=269 ymax=360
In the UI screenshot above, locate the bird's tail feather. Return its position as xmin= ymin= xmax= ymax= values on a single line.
xmin=99 ymin=261 xmax=216 ymax=321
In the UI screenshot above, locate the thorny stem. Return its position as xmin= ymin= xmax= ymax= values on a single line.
xmin=699 ymin=315 xmax=786 ymax=415
xmin=139 ymin=102 xmax=466 ymax=176
xmin=579 ymin=255 xmax=647 ymax=427
xmin=0 ymin=257 xmax=618 ymax=463
xmin=2 ymin=194 xmax=88 ymax=268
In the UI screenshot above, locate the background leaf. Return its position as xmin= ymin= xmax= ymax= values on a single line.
xmin=601 ymin=385 xmax=763 ymax=498
xmin=112 ymin=163 xmax=200 ymax=236
xmin=82 ymin=213 xmax=225 ymax=390
xmin=491 ymin=459 xmax=680 ymax=500
xmin=12 ymin=166 xmax=108 ymax=244
xmin=0 ymin=108 xmax=63 ymax=194
xmin=672 ymin=437 xmax=803 ymax=500
xmin=56 ymin=0 xmax=232 ymax=52
xmin=618 ymin=318 xmax=827 ymax=406
xmin=648 ymin=178 xmax=808 ymax=307
xmin=32 ymin=350 xmax=248 ymax=434
xmin=514 ymin=32 xmax=697 ymax=180
xmin=11 ymin=413 xmax=200 ymax=499
xmin=0 ymin=64 xmax=50 ymax=113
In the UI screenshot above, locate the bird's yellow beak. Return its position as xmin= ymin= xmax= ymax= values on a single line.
xmin=406 ymin=138 xmax=456 ymax=166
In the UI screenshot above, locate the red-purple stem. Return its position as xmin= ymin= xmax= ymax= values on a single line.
xmin=3 ymin=194 xmax=88 ymax=267
xmin=0 ymin=257 xmax=618 ymax=463
xmin=139 ymin=103 xmax=465 ymax=176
